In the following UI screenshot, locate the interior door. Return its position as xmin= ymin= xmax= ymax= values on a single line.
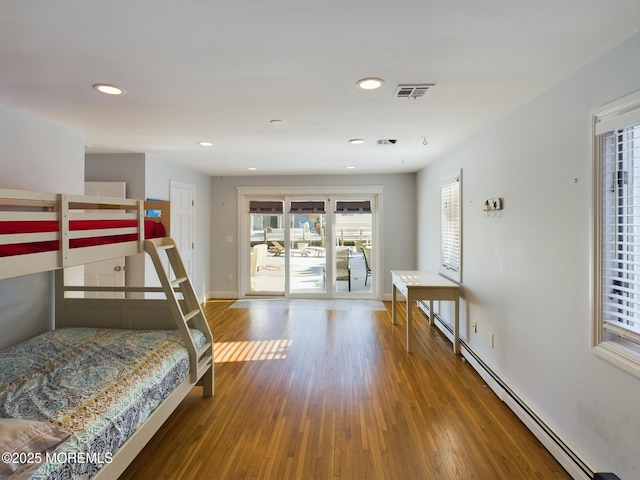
xmin=170 ymin=180 xmax=195 ymax=278
xmin=83 ymin=181 xmax=126 ymax=298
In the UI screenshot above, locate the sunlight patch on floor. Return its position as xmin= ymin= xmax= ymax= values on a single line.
xmin=214 ymin=339 xmax=292 ymax=363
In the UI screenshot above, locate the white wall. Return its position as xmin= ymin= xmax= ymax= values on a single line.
xmin=0 ymin=104 xmax=84 ymax=350
xmin=210 ymin=173 xmax=416 ymax=298
xmin=416 ymin=33 xmax=640 ymax=477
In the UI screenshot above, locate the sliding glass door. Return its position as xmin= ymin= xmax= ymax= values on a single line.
xmin=249 ymin=201 xmax=285 ymax=294
xmin=289 ymin=201 xmax=326 ymax=294
xmin=241 ymin=188 xmax=380 ymax=299
xmin=333 ymin=200 xmax=373 ymax=295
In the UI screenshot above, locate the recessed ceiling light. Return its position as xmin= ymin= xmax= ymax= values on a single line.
xmin=197 ymin=141 xmax=213 ymax=147
xmin=269 ymin=119 xmax=284 ymax=125
xmin=93 ymin=83 xmax=125 ymax=95
xmin=248 ymin=167 xmax=257 ymax=171
xmin=349 ymin=139 xmax=365 ymax=144
xmin=356 ymin=77 xmax=384 ymax=90
xmin=346 ymin=166 xmax=356 ymax=170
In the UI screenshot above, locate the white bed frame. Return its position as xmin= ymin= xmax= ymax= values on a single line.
xmin=0 ymin=187 xmax=214 ymax=479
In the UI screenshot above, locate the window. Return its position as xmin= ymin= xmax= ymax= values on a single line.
xmin=441 ymin=170 xmax=462 ymax=283
xmin=593 ymin=90 xmax=640 ymax=376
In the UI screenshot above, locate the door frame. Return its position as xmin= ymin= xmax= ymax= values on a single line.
xmin=237 ymin=186 xmax=383 ymax=299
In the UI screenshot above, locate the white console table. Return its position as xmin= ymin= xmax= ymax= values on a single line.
xmin=391 ymin=270 xmax=460 ymax=354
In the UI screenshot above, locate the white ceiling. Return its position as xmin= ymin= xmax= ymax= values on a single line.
xmin=1 ymin=0 xmax=638 ymax=176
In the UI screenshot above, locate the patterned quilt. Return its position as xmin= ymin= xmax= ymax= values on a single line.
xmin=0 ymin=328 xmax=205 ymax=479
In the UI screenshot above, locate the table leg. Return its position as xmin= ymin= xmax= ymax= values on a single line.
xmin=406 ymin=294 xmax=412 ymax=352
xmin=392 ymin=284 xmax=397 ymax=325
xmin=453 ymin=292 xmax=460 ymax=354
xmin=428 ymin=300 xmax=433 ymax=325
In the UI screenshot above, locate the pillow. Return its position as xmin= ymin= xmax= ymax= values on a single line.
xmin=0 ymin=418 xmax=70 ymax=478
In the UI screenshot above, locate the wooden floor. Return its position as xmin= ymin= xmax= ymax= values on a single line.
xmin=120 ymin=300 xmax=570 ymax=480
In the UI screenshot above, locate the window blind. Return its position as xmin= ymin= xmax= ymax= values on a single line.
xmin=602 ymin=122 xmax=640 ymax=343
xmin=249 ymin=201 xmax=283 ymax=213
xmin=290 ymin=201 xmax=325 ymax=213
xmin=335 ymin=200 xmax=371 ymax=213
xmin=441 ymin=173 xmax=461 ymax=279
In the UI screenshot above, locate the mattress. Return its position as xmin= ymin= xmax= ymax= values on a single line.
xmin=0 ymin=328 xmax=205 ymax=479
xmin=0 ymin=219 xmax=166 ymax=257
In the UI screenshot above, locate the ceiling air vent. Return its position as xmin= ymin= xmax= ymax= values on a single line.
xmin=394 ymin=83 xmax=435 ymax=99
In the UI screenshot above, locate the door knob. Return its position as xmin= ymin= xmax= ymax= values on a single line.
xmin=114 ymin=266 xmax=124 ymax=272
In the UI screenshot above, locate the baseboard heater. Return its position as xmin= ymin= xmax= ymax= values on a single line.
xmin=417 ymin=301 xmax=620 ymax=480
xmin=593 ymin=474 xmax=621 ymax=480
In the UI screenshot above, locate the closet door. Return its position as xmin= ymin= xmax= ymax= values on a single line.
xmin=83 ymin=182 xmax=126 ymax=298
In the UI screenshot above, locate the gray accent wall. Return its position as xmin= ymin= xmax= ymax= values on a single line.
xmin=86 ymin=153 xmax=212 ymax=300
xmin=85 ymin=153 xmax=146 ymax=200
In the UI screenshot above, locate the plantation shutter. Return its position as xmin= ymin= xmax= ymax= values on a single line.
xmin=600 ymin=106 xmax=640 ymax=343
xmin=441 ymin=172 xmax=461 ymax=282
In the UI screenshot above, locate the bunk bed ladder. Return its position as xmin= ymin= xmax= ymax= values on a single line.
xmin=144 ymin=238 xmax=213 ymax=387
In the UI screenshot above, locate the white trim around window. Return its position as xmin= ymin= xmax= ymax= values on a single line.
xmin=592 ymin=90 xmax=640 ymax=377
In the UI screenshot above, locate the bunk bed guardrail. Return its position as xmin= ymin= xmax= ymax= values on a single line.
xmin=0 ymin=187 xmax=170 ymax=280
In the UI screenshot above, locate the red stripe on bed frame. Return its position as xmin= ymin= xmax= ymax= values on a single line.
xmin=0 ymin=220 xmax=166 ymax=257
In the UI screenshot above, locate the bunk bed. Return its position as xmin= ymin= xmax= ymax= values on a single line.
xmin=0 ymin=187 xmax=214 ymax=480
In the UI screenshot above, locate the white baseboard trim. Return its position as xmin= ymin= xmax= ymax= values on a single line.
xmin=417 ymin=301 xmax=594 ymax=480
xmin=207 ymin=291 xmax=238 ymax=300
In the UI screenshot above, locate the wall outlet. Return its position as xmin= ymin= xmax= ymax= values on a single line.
xmin=226 ymin=273 xmax=233 ymax=282
xmin=225 ymin=235 xmax=233 ymax=243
